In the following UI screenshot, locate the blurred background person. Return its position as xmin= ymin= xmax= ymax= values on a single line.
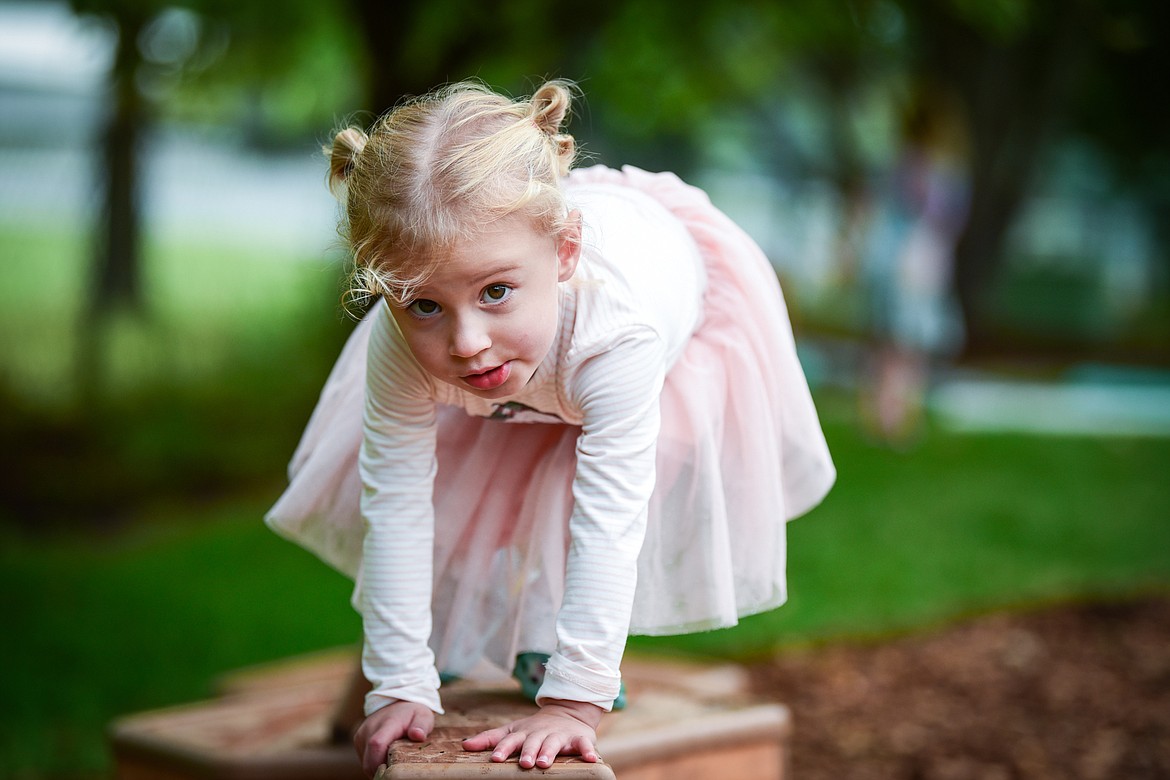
xmin=860 ymin=81 xmax=971 ymax=445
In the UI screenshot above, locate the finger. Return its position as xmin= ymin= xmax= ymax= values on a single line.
xmin=534 ymin=734 xmax=566 ymax=769
xmin=353 ymin=723 xmax=377 ymax=777
xmin=362 ymin=734 xmax=392 ymax=779
xmin=490 ymin=732 xmax=527 ymax=763
xmin=518 ymin=733 xmax=547 ymax=770
xmin=406 ymin=709 xmax=433 ymax=742
xmin=571 ymin=734 xmax=599 ymax=762
xmin=462 ymin=725 xmax=509 ymax=752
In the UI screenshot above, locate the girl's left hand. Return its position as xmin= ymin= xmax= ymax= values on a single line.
xmin=461 ymin=699 xmax=603 ymax=769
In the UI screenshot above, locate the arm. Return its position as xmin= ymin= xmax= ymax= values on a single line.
xmin=353 ymin=306 xmax=443 ymax=773
xmin=542 ymin=328 xmax=666 ymax=705
xmin=464 ymin=328 xmax=667 ymax=767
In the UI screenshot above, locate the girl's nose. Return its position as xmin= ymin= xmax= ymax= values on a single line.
xmin=449 ymin=315 xmax=491 ymax=358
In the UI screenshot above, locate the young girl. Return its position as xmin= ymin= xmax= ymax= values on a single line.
xmin=266 ymin=80 xmax=835 ymax=775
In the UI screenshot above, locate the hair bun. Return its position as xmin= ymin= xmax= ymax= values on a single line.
xmin=531 ymin=80 xmax=576 ymax=176
xmin=326 ymin=127 xmax=369 ymax=195
xmin=531 ymin=80 xmax=572 ymax=136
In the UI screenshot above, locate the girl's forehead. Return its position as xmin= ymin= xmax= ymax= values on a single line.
xmin=472 ymin=212 xmax=549 ymax=241
xmin=414 ymin=220 xmax=552 ymax=282
xmin=443 ymin=215 xmax=553 ymax=258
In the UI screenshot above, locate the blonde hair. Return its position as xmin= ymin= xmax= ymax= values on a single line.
xmin=326 ymin=79 xmax=578 ymax=309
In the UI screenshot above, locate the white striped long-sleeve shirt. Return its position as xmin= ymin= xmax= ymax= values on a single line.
xmin=359 ymin=180 xmax=705 ymax=715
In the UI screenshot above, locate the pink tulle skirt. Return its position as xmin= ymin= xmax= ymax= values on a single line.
xmin=266 ymin=165 xmax=835 ymax=675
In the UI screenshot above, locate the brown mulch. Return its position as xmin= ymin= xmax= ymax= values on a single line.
xmin=749 ymin=596 xmax=1170 ymax=780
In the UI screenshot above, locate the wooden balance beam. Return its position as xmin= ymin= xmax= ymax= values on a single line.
xmin=110 ymin=649 xmax=790 ymax=779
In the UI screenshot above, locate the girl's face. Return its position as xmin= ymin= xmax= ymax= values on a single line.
xmin=389 ymin=212 xmax=581 ymax=399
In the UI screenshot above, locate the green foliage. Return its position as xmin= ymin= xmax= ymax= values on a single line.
xmin=68 ymin=0 xmax=365 ymax=142
xmin=581 ymin=0 xmax=900 ymax=142
xmin=985 ymin=265 xmax=1107 ymax=343
xmin=943 ymin=0 xmax=1034 ymax=41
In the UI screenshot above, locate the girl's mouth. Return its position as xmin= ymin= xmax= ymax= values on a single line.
xmin=462 ymin=362 xmax=511 ymax=391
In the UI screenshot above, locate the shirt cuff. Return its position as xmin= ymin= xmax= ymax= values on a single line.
xmin=364 ymin=681 xmax=445 ymax=716
xmin=535 ymin=654 xmax=622 ymax=712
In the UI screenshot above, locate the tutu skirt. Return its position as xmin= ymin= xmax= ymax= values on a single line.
xmin=266 ymin=165 xmax=835 ymax=675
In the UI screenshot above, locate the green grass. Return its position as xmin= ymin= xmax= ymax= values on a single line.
xmin=1 ymin=219 xmax=1169 ymax=777
xmin=0 ymin=219 xmax=347 ymax=408
xmin=0 ymin=503 xmax=360 ymax=775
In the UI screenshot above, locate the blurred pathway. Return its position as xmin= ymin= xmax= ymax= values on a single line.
xmin=930 ymin=366 xmax=1170 ymax=437
xmin=800 ymin=338 xmax=1170 ymax=438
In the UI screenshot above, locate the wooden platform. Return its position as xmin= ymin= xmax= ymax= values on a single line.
xmin=110 ymin=649 xmax=789 ymax=779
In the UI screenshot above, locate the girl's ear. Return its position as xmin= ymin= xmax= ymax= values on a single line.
xmin=555 ymin=210 xmax=582 ymax=282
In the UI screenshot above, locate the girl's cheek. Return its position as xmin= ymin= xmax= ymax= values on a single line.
xmin=405 ymin=334 xmax=441 ymax=366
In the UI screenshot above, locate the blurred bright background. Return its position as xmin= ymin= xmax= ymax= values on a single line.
xmin=1 ymin=0 xmax=1168 ymax=776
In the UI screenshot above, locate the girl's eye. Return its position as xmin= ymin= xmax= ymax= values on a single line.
xmin=482 ymin=284 xmax=512 ymax=304
xmin=407 ymin=299 xmax=440 ymax=317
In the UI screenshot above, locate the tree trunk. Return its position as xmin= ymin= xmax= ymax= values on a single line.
xmin=78 ymin=9 xmax=149 ymax=404
xmin=913 ymin=0 xmax=1097 ymax=356
xmin=348 ymin=0 xmax=414 ymax=114
xmin=92 ymin=9 xmax=149 ymax=315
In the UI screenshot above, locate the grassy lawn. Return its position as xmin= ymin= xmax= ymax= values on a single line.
xmin=1 ymin=220 xmax=1168 ymax=776
xmin=0 ymin=219 xmax=346 ymax=409
xmin=0 ymin=502 xmax=360 ymax=775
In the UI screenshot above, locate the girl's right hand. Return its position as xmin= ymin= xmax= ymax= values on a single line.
xmin=352 ymin=700 xmax=434 ymax=778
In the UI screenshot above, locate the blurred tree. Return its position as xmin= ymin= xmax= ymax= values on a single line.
xmin=897 ymin=0 xmax=1102 ymax=354
xmin=69 ymin=0 xmax=361 ymax=315
xmin=877 ymin=0 xmax=1168 ymax=357
xmin=69 ymin=0 xmax=151 ymax=315
xmin=1068 ymin=0 xmax=1170 ymax=314
xmin=590 ymin=0 xmax=1166 ymax=358
xmin=67 ymin=0 xmax=361 ymax=397
xmin=1072 ymin=1 xmax=1170 ymax=186
xmin=347 ymin=0 xmax=623 ymax=119
xmin=69 ymin=0 xmax=1166 ymax=365
xmin=350 ymin=0 xmax=894 ymax=183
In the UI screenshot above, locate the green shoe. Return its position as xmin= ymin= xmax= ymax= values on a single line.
xmin=612 ymin=682 xmax=628 ymax=711
xmin=511 ymin=652 xmax=628 ymax=710
xmin=512 ymin=652 xmax=550 ymax=701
